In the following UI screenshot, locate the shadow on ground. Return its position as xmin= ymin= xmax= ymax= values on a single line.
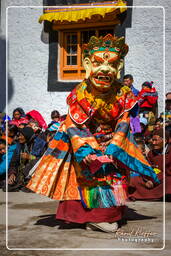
xmin=34 ymin=214 xmax=86 ymax=229
xmin=34 ymin=214 xmax=59 ymax=227
xmin=33 ymin=206 xmax=156 ymax=230
xmin=124 ymin=206 xmax=157 ymax=221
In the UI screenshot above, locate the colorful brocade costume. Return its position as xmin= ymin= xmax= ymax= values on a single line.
xmin=27 ymin=79 xmax=159 ymax=209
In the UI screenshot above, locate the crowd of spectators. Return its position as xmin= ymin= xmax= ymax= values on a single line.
xmin=0 ymin=108 xmax=64 ymax=192
xmin=0 ymin=79 xmax=170 ymax=201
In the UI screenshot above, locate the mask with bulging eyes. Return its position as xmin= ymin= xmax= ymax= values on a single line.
xmin=83 ymin=50 xmax=124 ymax=92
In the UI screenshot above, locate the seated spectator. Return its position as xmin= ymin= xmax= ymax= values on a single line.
xmin=60 ymin=114 xmax=67 ymax=122
xmin=145 ymin=134 xmax=153 ymax=151
xmin=27 ymin=119 xmax=48 ymax=143
xmin=0 ymin=112 xmax=11 ymax=132
xmin=6 ymin=127 xmax=46 ymax=192
xmin=0 ymin=139 xmax=16 ymax=188
xmin=1 ymin=124 xmax=18 ymax=145
xmin=26 ymin=110 xmax=48 ymax=130
xmin=0 ymin=139 xmax=7 ymax=187
xmin=139 ymin=115 xmax=148 ymax=135
xmin=136 ymin=140 xmax=146 ymax=157
xmin=128 ymin=129 xmax=171 ymax=201
xmin=148 ymin=129 xmax=171 ymax=200
xmin=133 ymin=133 xmax=149 ymax=157
xmin=0 ymin=112 xmax=4 ymax=128
xmin=49 ymin=110 xmax=60 ymax=126
xmin=153 ymin=118 xmax=163 ymax=131
xmin=27 ymin=119 xmax=42 ymax=134
xmin=143 ymin=110 xmax=156 ymax=132
xmin=18 ymin=123 xmax=28 ymax=129
xmin=160 ymin=92 xmax=171 ymax=133
xmin=133 ymin=133 xmax=144 ymax=142
xmin=10 ymin=108 xmax=28 ymax=127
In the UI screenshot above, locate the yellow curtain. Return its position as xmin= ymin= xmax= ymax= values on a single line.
xmin=39 ymin=1 xmax=127 ymax=23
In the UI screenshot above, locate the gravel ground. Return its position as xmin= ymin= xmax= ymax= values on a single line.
xmin=0 ymin=191 xmax=170 ymax=256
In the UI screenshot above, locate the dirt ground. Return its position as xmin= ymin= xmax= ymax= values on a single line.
xmin=0 ymin=190 xmax=171 ymax=256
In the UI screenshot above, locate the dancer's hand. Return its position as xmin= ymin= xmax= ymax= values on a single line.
xmin=83 ymin=154 xmax=97 ymax=165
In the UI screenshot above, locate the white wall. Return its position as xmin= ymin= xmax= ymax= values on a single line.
xmin=6 ymin=1 xmax=69 ymax=124
xmin=1 ymin=0 xmax=171 ymax=123
xmin=125 ymin=6 xmax=164 ymax=111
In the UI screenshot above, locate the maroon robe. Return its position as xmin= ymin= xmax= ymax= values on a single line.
xmin=128 ymin=144 xmax=171 ymax=200
xmin=56 ymin=200 xmax=125 ymax=224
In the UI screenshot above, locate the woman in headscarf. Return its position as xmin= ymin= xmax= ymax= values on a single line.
xmin=6 ymin=127 xmax=46 ymax=192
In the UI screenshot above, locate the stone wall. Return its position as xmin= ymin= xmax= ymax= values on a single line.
xmin=0 ymin=0 xmax=170 ymax=123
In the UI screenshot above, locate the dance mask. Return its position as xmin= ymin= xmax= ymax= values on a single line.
xmin=82 ymin=34 xmax=128 ymax=92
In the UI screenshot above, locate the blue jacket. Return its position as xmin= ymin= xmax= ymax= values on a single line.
xmin=131 ymin=85 xmax=139 ymax=96
xmin=0 ymin=144 xmax=16 ymax=175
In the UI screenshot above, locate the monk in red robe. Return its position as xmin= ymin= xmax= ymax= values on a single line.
xmin=129 ymin=129 xmax=171 ymax=200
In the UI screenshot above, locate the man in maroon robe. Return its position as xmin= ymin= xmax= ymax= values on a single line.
xmin=129 ymin=129 xmax=171 ymax=200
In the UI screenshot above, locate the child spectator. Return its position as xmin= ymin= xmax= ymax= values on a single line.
xmin=47 ymin=110 xmax=61 ymax=136
xmin=10 ymin=108 xmax=28 ymax=127
xmin=51 ymin=110 xmax=60 ymax=123
xmin=138 ymin=81 xmax=158 ymax=119
xmin=48 ymin=110 xmax=61 ymax=128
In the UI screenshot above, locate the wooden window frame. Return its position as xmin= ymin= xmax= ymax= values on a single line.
xmin=59 ymin=26 xmax=116 ymax=81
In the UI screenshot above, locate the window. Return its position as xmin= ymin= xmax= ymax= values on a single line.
xmin=59 ymin=28 xmax=115 ymax=80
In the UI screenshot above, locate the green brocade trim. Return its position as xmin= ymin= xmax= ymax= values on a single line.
xmin=90 ymin=47 xmax=120 ymax=55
